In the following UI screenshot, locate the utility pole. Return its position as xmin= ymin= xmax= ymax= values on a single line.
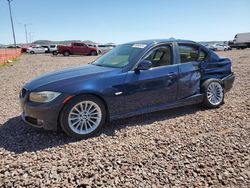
xmin=29 ymin=32 xmax=34 ymax=43
xmin=24 ymin=24 xmax=28 ymax=44
xmin=7 ymin=0 xmax=17 ymax=47
xmin=18 ymin=23 xmax=32 ymax=44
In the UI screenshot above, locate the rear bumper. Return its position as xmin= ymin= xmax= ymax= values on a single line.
xmin=222 ymin=73 xmax=235 ymax=92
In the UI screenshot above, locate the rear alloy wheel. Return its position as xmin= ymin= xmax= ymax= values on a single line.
xmin=63 ymin=51 xmax=70 ymax=56
xmin=202 ymin=79 xmax=224 ymax=108
xmin=60 ymin=95 xmax=106 ymax=139
xmin=30 ymin=51 xmax=34 ymax=54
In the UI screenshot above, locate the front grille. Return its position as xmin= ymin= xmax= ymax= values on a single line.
xmin=20 ymin=88 xmax=27 ymax=98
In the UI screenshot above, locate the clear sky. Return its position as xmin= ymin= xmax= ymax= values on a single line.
xmin=1 ymin=0 xmax=250 ymax=44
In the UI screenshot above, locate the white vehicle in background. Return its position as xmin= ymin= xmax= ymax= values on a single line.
xmin=97 ymin=44 xmax=116 ymax=54
xmin=87 ymin=43 xmax=116 ymax=54
xmin=229 ymin=32 xmax=250 ymax=49
xmin=86 ymin=44 xmax=102 ymax=54
xmin=233 ymin=32 xmax=250 ymax=44
xmin=27 ymin=46 xmax=48 ymax=54
xmin=212 ymin=43 xmax=230 ymax=51
xmin=49 ymin=44 xmax=58 ymax=55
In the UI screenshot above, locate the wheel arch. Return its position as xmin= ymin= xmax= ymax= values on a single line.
xmin=57 ymin=92 xmax=110 ymax=130
xmin=201 ymin=78 xmax=224 ymax=91
xmin=201 ymin=77 xmax=224 ymax=89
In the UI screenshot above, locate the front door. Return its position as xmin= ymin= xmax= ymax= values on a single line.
xmin=122 ymin=44 xmax=178 ymax=113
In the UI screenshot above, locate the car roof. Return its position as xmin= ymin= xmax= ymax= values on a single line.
xmin=125 ymin=39 xmax=196 ymax=45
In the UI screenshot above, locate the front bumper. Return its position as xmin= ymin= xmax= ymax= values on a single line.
xmin=19 ymin=90 xmax=68 ymax=131
xmin=222 ymin=73 xmax=235 ymax=92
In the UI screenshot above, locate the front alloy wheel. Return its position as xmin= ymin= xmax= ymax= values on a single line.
xmin=68 ymin=101 xmax=102 ymax=135
xmin=60 ymin=95 xmax=106 ymax=138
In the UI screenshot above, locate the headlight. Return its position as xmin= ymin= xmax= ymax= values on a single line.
xmin=29 ymin=91 xmax=61 ymax=103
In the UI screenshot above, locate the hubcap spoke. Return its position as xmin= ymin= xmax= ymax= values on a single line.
xmin=71 ymin=120 xmax=80 ymax=127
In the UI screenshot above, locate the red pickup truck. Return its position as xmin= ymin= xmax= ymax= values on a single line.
xmin=56 ymin=42 xmax=99 ymax=56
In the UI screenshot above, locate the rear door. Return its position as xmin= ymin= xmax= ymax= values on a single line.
xmin=122 ymin=44 xmax=179 ymax=113
xmin=176 ymin=43 xmax=207 ymax=99
xmin=76 ymin=43 xmax=89 ymax=54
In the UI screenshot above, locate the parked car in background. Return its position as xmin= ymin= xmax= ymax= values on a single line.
xmin=223 ymin=44 xmax=232 ymax=50
xmin=21 ymin=47 xmax=28 ymax=53
xmin=27 ymin=46 xmax=48 ymax=54
xmin=41 ymin=45 xmax=50 ymax=53
xmin=97 ymin=44 xmax=116 ymax=54
xmin=204 ymin=44 xmax=216 ymax=51
xmin=229 ymin=32 xmax=250 ymax=49
xmin=87 ymin=44 xmax=116 ymax=54
xmin=86 ymin=44 xmax=102 ymax=54
xmin=20 ymin=39 xmax=235 ymax=139
xmin=212 ymin=43 xmax=230 ymax=51
xmin=56 ymin=42 xmax=99 ymax=56
xmin=48 ymin=44 xmax=58 ymax=54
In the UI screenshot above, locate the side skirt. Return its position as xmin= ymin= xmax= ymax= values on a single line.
xmin=110 ymin=94 xmax=204 ymax=121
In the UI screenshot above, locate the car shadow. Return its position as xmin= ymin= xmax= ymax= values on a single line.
xmin=0 ymin=105 xmax=205 ymax=154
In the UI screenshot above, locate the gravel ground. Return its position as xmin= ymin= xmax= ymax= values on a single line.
xmin=0 ymin=51 xmax=249 ymax=187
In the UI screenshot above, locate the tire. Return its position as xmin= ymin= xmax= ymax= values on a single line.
xmin=63 ymin=51 xmax=70 ymax=56
xmin=52 ymin=51 xmax=58 ymax=55
xmin=30 ymin=51 xmax=34 ymax=54
xmin=201 ymin=79 xmax=224 ymax=108
xmin=90 ymin=50 xmax=98 ymax=56
xmin=59 ymin=95 xmax=106 ymax=139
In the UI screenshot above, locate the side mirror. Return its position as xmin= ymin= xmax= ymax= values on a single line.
xmin=136 ymin=60 xmax=152 ymax=71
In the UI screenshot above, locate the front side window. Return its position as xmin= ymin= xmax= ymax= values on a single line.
xmin=144 ymin=46 xmax=172 ymax=67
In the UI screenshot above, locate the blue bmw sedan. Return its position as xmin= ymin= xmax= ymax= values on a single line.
xmin=20 ymin=39 xmax=235 ymax=138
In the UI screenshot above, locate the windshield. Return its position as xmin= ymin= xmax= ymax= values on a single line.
xmin=92 ymin=43 xmax=146 ymax=68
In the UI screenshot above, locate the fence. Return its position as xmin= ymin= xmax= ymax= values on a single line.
xmin=0 ymin=48 xmax=21 ymax=65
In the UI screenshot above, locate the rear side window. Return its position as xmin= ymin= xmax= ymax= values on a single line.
xmin=178 ymin=44 xmax=207 ymax=63
xmin=198 ymin=49 xmax=207 ymax=61
xmin=178 ymin=45 xmax=199 ymax=63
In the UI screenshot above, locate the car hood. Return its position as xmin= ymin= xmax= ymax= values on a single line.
xmin=24 ymin=64 xmax=117 ymax=91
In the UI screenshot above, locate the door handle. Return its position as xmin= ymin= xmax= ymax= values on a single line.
xmin=167 ymin=72 xmax=177 ymax=78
